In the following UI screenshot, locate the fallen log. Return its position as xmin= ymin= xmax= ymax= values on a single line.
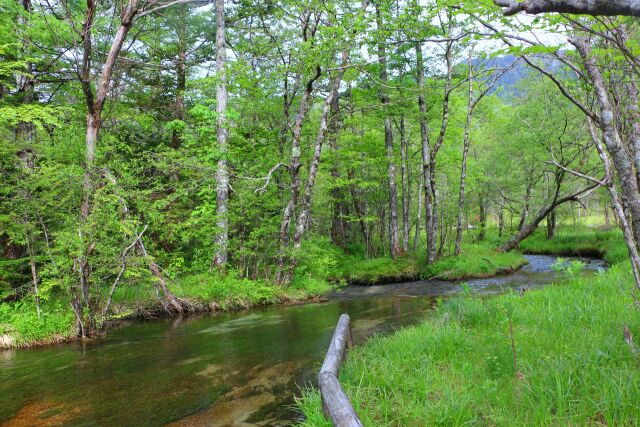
xmin=318 ymin=314 xmax=363 ymax=427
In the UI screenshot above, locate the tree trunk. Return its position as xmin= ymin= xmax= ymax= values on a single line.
xmin=400 ymin=116 xmax=410 ymax=252
xmin=546 ymin=209 xmax=556 ymax=240
xmin=415 ymin=42 xmax=436 ymax=263
xmin=211 ymin=0 xmax=229 ymax=269
xmin=376 ymin=5 xmax=400 ymax=259
xmin=494 ymin=0 xmax=640 ymax=17
xmin=348 ymin=168 xmax=372 ymax=257
xmin=587 ymin=119 xmax=640 ymax=290
xmin=413 ymin=175 xmax=422 ymax=251
xmin=428 ymin=37 xmax=454 ymax=262
xmin=572 ymin=38 xmax=640 ymax=242
xmin=275 ymin=63 xmax=321 ymax=283
xmin=171 ymin=9 xmax=186 ymax=150
xmin=284 ymin=49 xmax=351 ymax=283
xmin=454 ymin=64 xmax=474 ymax=256
xmin=329 ymin=94 xmax=346 ymax=248
xmin=74 ymin=0 xmax=138 ymax=337
xmin=137 ymin=238 xmax=183 ymax=312
xmin=478 ymin=199 xmax=487 ymax=241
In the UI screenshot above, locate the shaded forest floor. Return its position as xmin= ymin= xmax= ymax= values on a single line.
xmin=0 ymin=227 xmax=616 ymax=349
xmin=298 ymin=228 xmax=640 ymax=426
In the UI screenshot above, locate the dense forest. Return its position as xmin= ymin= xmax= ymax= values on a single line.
xmin=0 ymin=0 xmax=639 ymax=344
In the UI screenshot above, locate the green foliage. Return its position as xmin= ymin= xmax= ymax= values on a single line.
xmin=0 ymin=298 xmax=74 ymax=347
xmin=551 ymin=258 xmax=587 ymax=276
xmin=292 ymin=237 xmax=343 ymax=284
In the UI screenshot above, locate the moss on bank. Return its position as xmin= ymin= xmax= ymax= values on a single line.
xmin=298 ymin=228 xmax=639 ymax=426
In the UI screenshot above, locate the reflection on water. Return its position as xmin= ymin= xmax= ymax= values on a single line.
xmin=0 ymin=255 xmax=604 ymax=426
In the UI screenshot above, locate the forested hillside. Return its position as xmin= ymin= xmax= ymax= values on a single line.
xmin=0 ymin=0 xmax=639 ymax=346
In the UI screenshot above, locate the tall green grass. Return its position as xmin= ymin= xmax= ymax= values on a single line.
xmin=519 ymin=228 xmax=626 ymax=265
xmin=0 ymin=299 xmax=74 ymax=347
xmin=298 ymin=229 xmax=640 ymax=426
xmin=337 ymin=240 xmax=528 ymax=285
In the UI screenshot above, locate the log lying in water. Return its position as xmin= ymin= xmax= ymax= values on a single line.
xmin=318 ymin=314 xmax=363 ymax=427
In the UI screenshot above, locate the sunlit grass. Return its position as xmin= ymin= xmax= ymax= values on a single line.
xmin=298 ymin=228 xmax=640 ymax=426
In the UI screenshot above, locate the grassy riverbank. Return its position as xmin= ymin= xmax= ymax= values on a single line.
xmin=338 ymin=242 xmax=527 ymax=285
xmin=298 ymin=228 xmax=640 ymax=425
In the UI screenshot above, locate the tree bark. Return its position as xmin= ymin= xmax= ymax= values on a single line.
xmin=212 ymin=0 xmax=229 ymax=269
xmin=330 ymin=94 xmax=347 ymax=248
xmin=587 ymin=119 xmax=640 ymax=290
xmin=171 ymin=12 xmax=187 ymax=150
xmin=546 ymin=209 xmax=556 ymax=240
xmin=494 ymin=0 xmax=640 ymax=17
xmin=478 ymin=199 xmax=487 ymax=242
xmin=376 ymin=5 xmax=400 ymax=259
xmin=400 ymin=116 xmax=410 ymax=252
xmin=275 ymin=60 xmax=321 ymax=283
xmin=454 ymin=62 xmax=474 ymax=256
xmin=571 ymin=37 xmax=640 ymax=242
xmin=416 ymin=42 xmax=436 ymax=263
xmin=348 ymin=168 xmax=372 ymax=257
xmin=413 ymin=176 xmax=422 ymax=251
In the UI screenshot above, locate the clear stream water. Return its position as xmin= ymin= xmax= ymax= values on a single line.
xmin=0 ymin=255 xmax=605 ymax=426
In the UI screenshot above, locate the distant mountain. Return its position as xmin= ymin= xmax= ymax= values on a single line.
xmin=471 ymin=54 xmax=566 ymax=99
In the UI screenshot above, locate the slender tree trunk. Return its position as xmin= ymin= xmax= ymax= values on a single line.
xmin=400 ymin=116 xmax=410 ymax=252
xmin=211 ymin=0 xmax=229 ymax=269
xmin=275 ymin=63 xmax=321 ymax=283
xmin=587 ymin=119 xmax=640 ymax=289
xmin=284 ymin=49 xmax=351 ymax=284
xmin=625 ymin=80 xmax=640 ymax=187
xmin=137 ymin=238 xmax=183 ymax=312
xmin=428 ymin=39 xmax=454 ymax=261
xmin=330 ymin=95 xmax=347 ymax=248
xmin=348 ymin=168 xmax=372 ymax=257
xmin=171 ymin=9 xmax=186 ymax=150
xmin=413 ymin=174 xmax=422 ymax=251
xmin=415 ymin=42 xmax=436 ymax=263
xmin=518 ymin=181 xmax=532 ymax=231
xmin=74 ymin=0 xmax=138 ymax=337
xmin=454 ymin=64 xmax=474 ymax=256
xmin=478 ymin=199 xmax=487 ymax=241
xmin=376 ymin=5 xmax=400 ymax=259
xmin=546 ymin=209 xmax=556 ymax=240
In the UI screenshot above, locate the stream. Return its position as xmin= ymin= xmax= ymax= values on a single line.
xmin=0 ymin=255 xmax=605 ymax=426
